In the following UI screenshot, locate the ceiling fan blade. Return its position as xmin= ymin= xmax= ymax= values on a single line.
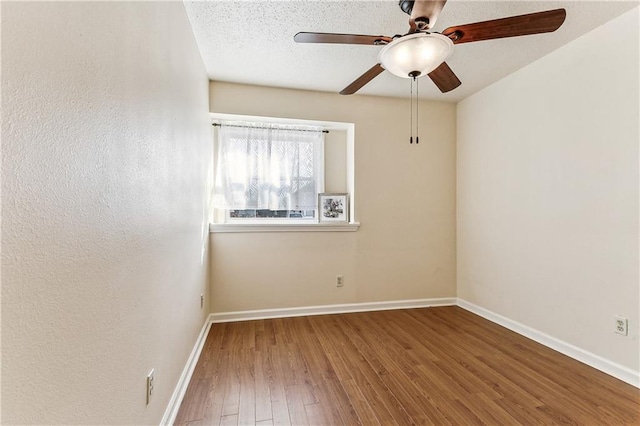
xmin=340 ymin=64 xmax=385 ymax=95
xmin=428 ymin=62 xmax=461 ymax=93
xmin=441 ymin=9 xmax=566 ymax=44
xmin=410 ymin=0 xmax=448 ymax=30
xmin=294 ymin=32 xmax=392 ymax=45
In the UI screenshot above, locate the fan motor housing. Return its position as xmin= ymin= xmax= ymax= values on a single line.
xmin=399 ymin=0 xmax=429 ymax=29
xmin=399 ymin=0 xmax=414 ymax=15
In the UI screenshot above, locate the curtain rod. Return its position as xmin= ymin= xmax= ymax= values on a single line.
xmin=212 ymin=123 xmax=329 ymax=134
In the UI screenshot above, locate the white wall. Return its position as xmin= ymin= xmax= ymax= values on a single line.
xmin=1 ymin=2 xmax=212 ymax=424
xmin=209 ymin=82 xmax=457 ymax=313
xmin=457 ymin=7 xmax=639 ymax=371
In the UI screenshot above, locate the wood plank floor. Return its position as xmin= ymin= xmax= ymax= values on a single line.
xmin=174 ymin=307 xmax=639 ymax=425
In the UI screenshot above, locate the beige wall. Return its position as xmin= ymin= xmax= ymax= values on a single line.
xmin=209 ymin=82 xmax=457 ymax=312
xmin=324 ymin=129 xmax=348 ymax=194
xmin=1 ymin=2 xmax=212 ymax=424
xmin=457 ymin=7 xmax=639 ymax=370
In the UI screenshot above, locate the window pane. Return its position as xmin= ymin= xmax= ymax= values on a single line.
xmin=228 ymin=209 xmax=315 ymax=219
xmin=214 ymin=122 xmax=324 ymax=212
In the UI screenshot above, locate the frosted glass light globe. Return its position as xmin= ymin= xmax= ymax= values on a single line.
xmin=379 ymin=33 xmax=454 ymax=78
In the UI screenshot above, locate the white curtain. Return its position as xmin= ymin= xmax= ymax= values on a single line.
xmin=214 ymin=122 xmax=325 ymax=211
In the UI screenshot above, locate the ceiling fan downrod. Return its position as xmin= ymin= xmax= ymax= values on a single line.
xmin=399 ymin=0 xmax=429 ymax=29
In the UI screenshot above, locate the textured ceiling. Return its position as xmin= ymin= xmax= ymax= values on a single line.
xmin=184 ymin=0 xmax=638 ymax=101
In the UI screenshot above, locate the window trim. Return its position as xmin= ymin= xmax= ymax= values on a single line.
xmin=209 ymin=222 xmax=360 ymax=233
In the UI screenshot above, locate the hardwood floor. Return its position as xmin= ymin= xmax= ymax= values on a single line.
xmin=174 ymin=307 xmax=639 ymax=425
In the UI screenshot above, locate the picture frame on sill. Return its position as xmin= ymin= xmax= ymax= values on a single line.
xmin=318 ymin=193 xmax=348 ymax=223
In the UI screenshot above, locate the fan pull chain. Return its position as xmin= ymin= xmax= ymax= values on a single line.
xmin=416 ymin=77 xmax=419 ymax=144
xmin=409 ymin=76 xmax=420 ymax=145
xmin=409 ymin=78 xmax=413 ymax=144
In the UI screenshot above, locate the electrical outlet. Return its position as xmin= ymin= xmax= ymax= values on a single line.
xmin=146 ymin=369 xmax=155 ymax=405
xmin=336 ymin=275 xmax=344 ymax=287
xmin=200 ymin=294 xmax=204 ymax=309
xmin=615 ymin=316 xmax=628 ymax=336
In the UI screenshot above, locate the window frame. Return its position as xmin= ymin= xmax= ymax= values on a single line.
xmin=210 ymin=113 xmax=357 ymax=233
xmin=214 ymin=122 xmax=325 ymax=223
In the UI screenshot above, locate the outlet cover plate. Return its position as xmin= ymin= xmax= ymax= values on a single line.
xmin=146 ymin=369 xmax=155 ymax=405
xmin=615 ymin=316 xmax=628 ymax=336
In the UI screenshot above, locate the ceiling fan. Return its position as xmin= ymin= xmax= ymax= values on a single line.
xmin=294 ymin=0 xmax=566 ymax=95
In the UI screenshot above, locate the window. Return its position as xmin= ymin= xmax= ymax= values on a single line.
xmin=229 ymin=209 xmax=316 ymax=219
xmin=213 ymin=121 xmax=325 ymax=223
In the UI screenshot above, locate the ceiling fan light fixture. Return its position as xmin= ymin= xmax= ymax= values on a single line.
xmin=378 ymin=33 xmax=454 ymax=78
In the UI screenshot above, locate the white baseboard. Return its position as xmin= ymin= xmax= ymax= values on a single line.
xmin=457 ymin=299 xmax=640 ymax=388
xmin=160 ymin=314 xmax=214 ymax=426
xmin=209 ymin=297 xmax=457 ymax=323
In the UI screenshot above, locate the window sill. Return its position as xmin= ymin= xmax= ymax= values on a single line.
xmin=209 ymin=222 xmax=360 ymax=233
